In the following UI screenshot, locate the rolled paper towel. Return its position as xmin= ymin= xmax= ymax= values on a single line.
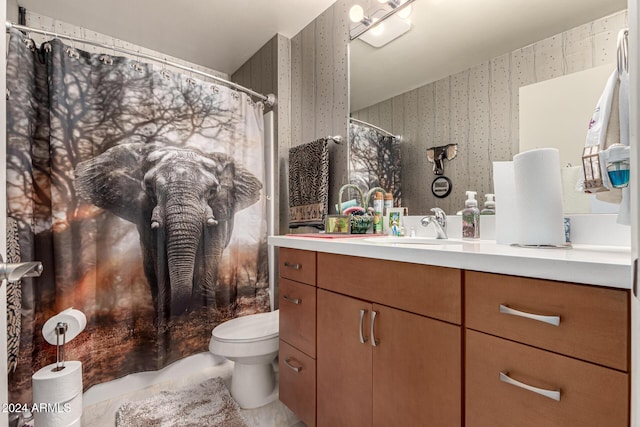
xmin=42 ymin=308 xmax=87 ymax=345
xmin=493 ymin=161 xmax=518 ymax=245
xmin=32 ymin=361 xmax=83 ymax=427
xmin=513 ymin=148 xmax=565 ymax=246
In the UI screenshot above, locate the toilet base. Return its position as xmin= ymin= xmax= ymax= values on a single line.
xmin=230 ymin=360 xmax=277 ymax=409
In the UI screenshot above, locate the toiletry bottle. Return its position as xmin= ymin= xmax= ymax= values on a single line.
xmin=480 ymin=193 xmax=495 ymax=215
xmin=461 ymin=191 xmax=480 ymax=239
xmin=373 ymin=191 xmax=384 ymax=234
xmin=383 ymin=193 xmax=393 ymax=215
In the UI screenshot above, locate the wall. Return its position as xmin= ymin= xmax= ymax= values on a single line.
xmin=289 ymin=0 xmax=350 ymax=227
xmin=352 ymin=10 xmax=628 ymax=216
xmin=630 ymin=0 xmax=639 ymax=423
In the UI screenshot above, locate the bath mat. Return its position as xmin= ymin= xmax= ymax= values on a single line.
xmin=115 ymin=377 xmax=248 ymax=427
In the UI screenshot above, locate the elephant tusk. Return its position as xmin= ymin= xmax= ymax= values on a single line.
xmin=151 ymin=221 xmax=160 ymax=229
xmin=206 ymin=218 xmax=218 ymax=226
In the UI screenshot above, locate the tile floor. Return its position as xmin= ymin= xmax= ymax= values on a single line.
xmin=82 ymin=360 xmax=303 ymax=427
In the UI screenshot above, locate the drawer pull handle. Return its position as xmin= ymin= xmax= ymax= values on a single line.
xmin=499 ymin=371 xmax=561 ymax=401
xmin=370 ymin=310 xmax=379 ymax=347
xmin=283 ymin=295 xmax=301 ymax=304
xmin=283 ymin=262 xmax=301 ymax=270
xmin=284 ymin=358 xmax=302 ymax=373
xmin=359 ymin=309 xmax=368 ymax=344
xmin=499 ymin=304 xmax=560 ymax=326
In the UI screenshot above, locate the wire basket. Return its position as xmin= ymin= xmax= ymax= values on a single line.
xmin=338 ymin=184 xmax=373 ymax=234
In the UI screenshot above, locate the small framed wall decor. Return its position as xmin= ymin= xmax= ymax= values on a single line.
xmin=431 ymin=176 xmax=452 ymax=198
xmin=325 ymin=215 xmax=351 ymax=234
xmin=384 ymin=208 xmax=404 ymax=235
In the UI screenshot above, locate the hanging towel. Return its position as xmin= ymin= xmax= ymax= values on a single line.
xmin=288 ymin=138 xmax=329 ymax=229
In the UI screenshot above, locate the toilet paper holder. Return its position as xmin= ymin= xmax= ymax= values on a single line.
xmin=54 ymin=322 xmax=68 ymax=372
xmin=42 ymin=308 xmax=87 ymax=372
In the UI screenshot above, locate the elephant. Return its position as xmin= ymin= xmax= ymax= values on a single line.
xmin=74 ymin=142 xmax=262 ymax=321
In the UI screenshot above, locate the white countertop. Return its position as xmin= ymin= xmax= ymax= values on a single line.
xmin=269 ymin=235 xmax=632 ymax=289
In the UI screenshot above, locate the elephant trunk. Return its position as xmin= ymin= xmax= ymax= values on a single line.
xmin=164 ymin=194 xmax=202 ymax=315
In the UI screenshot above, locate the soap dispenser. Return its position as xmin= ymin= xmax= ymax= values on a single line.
xmin=481 ymin=194 xmax=495 ymax=215
xmin=462 ymin=191 xmax=480 ymax=239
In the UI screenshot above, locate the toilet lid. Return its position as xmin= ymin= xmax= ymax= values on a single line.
xmin=211 ymin=310 xmax=279 ymax=343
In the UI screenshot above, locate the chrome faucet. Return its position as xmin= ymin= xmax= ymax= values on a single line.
xmin=420 ymin=208 xmax=448 ymax=239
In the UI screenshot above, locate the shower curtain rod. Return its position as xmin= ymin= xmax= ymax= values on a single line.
xmin=349 ymin=117 xmax=399 ymax=139
xmin=5 ymin=21 xmax=276 ymax=108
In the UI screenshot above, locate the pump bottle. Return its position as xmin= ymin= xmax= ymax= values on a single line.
xmin=461 ymin=191 xmax=480 ymax=239
xmin=481 ymin=194 xmax=495 ymax=215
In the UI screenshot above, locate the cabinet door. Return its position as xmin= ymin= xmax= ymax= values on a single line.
xmin=372 ymin=304 xmax=462 ymax=427
xmin=317 ymin=289 xmax=372 ymax=427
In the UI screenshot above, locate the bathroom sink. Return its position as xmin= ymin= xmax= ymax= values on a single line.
xmin=363 ymin=236 xmax=462 ymax=245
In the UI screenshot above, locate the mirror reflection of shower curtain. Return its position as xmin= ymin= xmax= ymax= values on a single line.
xmin=348 ymin=121 xmax=402 ymax=205
xmin=5 ymin=29 xmax=269 ymax=403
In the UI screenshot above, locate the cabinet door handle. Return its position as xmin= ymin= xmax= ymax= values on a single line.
xmin=283 ymin=261 xmax=301 ymax=270
xmin=359 ymin=309 xmax=368 ymax=344
xmin=499 ymin=304 xmax=560 ymax=326
xmin=499 ymin=371 xmax=561 ymax=401
xmin=284 ymin=358 xmax=302 ymax=373
xmin=370 ymin=310 xmax=379 ymax=347
xmin=283 ymin=295 xmax=301 ymax=304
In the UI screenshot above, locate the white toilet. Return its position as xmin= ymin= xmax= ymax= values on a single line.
xmin=209 ymin=309 xmax=279 ymax=409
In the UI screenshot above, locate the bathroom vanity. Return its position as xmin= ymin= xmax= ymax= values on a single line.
xmin=272 ymin=236 xmax=631 ymax=427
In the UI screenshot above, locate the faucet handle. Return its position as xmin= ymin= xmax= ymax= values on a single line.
xmin=430 ymin=207 xmax=446 ymax=228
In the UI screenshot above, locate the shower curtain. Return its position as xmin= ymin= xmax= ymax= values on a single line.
xmin=348 ymin=121 xmax=402 ymax=205
xmin=6 ymin=29 xmax=269 ymax=403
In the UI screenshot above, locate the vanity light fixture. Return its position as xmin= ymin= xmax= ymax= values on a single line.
xmin=377 ymin=0 xmax=413 ymax=19
xmin=349 ymin=0 xmax=416 ymax=43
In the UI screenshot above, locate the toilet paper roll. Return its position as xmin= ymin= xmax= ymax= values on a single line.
xmin=513 ymin=148 xmax=565 ymax=246
xmin=33 ymin=392 xmax=82 ymax=427
xmin=42 ymin=308 xmax=87 ymax=345
xmin=33 ymin=361 xmax=83 ymax=427
xmin=493 ymin=161 xmax=518 ymax=245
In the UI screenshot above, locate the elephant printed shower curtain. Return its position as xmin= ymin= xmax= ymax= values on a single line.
xmin=5 ymin=29 xmax=269 ymax=402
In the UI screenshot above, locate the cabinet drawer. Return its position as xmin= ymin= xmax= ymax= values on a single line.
xmin=465 ymin=271 xmax=629 ymax=371
xmin=280 ymin=278 xmax=316 ymax=358
xmin=317 ymin=253 xmax=461 ymax=324
xmin=466 ymin=330 xmax=628 ymax=427
xmin=279 ymin=340 xmax=316 ymax=427
xmin=279 ymin=248 xmax=316 ymax=285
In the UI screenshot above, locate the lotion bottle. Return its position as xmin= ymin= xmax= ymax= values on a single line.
xmin=373 ymin=191 xmax=384 ymax=234
xmin=461 ymin=191 xmax=480 ymax=239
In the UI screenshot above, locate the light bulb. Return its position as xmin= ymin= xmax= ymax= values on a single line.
xmin=370 ymin=19 xmax=384 ymax=36
xmin=349 ymin=5 xmax=365 ymax=23
xmin=397 ymin=3 xmax=412 ymax=19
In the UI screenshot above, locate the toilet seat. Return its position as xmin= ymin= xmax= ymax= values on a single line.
xmin=211 ymin=310 xmax=279 ymax=343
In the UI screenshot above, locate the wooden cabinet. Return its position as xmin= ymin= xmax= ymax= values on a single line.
xmin=465 ymin=272 xmax=630 ymax=426
xmin=278 ymin=248 xmax=317 ymax=427
xmin=276 ymin=247 xmax=631 ymax=427
xmin=316 ymin=254 xmax=462 ymax=427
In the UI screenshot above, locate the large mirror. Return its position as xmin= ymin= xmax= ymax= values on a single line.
xmin=349 ymin=0 xmax=628 ymax=215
